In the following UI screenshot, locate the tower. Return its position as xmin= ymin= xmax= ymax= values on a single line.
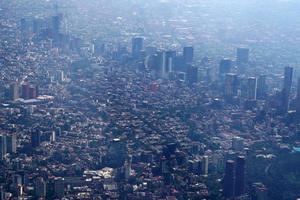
xmin=223 ymin=160 xmax=235 ymax=198
xmin=165 ymin=50 xmax=176 ymax=73
xmin=0 ymin=135 xmax=7 ymax=160
xmin=281 ymin=66 xmax=293 ymax=112
xmin=235 ymin=156 xmax=246 ymax=196
xmin=35 ymin=177 xmax=46 ymax=198
xmin=247 ymin=77 xmax=257 ymax=100
xmin=257 ymin=75 xmax=267 ymax=100
xmin=296 ymin=78 xmax=300 ymax=114
xmin=6 ymin=134 xmax=17 ymax=153
xmin=21 ymin=84 xmax=29 ymax=99
xmin=183 ymin=46 xmax=194 ymax=64
xmin=31 ymin=130 xmax=41 ymax=148
xmin=224 ymin=73 xmax=238 ymax=100
xmin=219 ymin=59 xmax=232 ymax=77
xmin=10 ymin=83 xmax=19 ymax=101
xmin=201 ymin=156 xmax=209 ymax=176
xmin=132 ymin=37 xmax=144 ymax=58
xmin=186 ymin=64 xmax=198 ymax=85
xmin=54 ymin=177 xmax=64 ymax=198
xmin=236 ymin=48 xmax=249 ymax=65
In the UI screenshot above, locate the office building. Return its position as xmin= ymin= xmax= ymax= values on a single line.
xmin=0 ymin=135 xmax=7 ymax=160
xmin=297 ymin=78 xmax=300 ymax=114
xmin=107 ymin=138 xmax=127 ymax=167
xmin=247 ymin=77 xmax=257 ymax=100
xmin=201 ymin=156 xmax=209 ymax=176
xmin=10 ymin=83 xmax=19 ymax=101
xmin=224 ymin=73 xmax=239 ymax=99
xmin=251 ymin=182 xmax=268 ymax=200
xmin=186 ymin=64 xmax=198 ymax=85
xmin=156 ymin=50 xmax=167 ymax=77
xmin=235 ymin=156 xmax=246 ymax=196
xmin=165 ymin=50 xmax=176 ymax=73
xmin=281 ymin=66 xmax=293 ymax=112
xmin=183 ymin=46 xmax=194 ymax=64
xmin=21 ymin=84 xmax=29 ymax=99
xmin=232 ymin=137 xmax=244 ymax=152
xmin=31 ymin=130 xmax=41 ymax=148
xmin=35 ymin=177 xmax=46 ymax=198
xmin=223 ymin=160 xmax=235 ymax=198
xmin=54 ymin=177 xmax=64 ymax=198
xmin=29 ymin=86 xmax=37 ymax=99
xmin=256 ymin=75 xmax=267 ymax=100
xmin=6 ymin=134 xmax=17 ymax=153
xmin=236 ymin=48 xmax=249 ymax=65
xmin=132 ymin=37 xmax=144 ymax=58
xmin=219 ymin=59 xmax=232 ymax=77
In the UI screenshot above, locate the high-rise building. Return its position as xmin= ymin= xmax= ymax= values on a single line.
xmin=21 ymin=84 xmax=29 ymax=99
xmin=107 ymin=138 xmax=127 ymax=167
xmin=232 ymin=137 xmax=244 ymax=152
xmin=52 ymin=15 xmax=61 ymax=42
xmin=235 ymin=156 xmax=246 ymax=196
xmin=251 ymin=182 xmax=268 ymax=200
xmin=29 ymin=86 xmax=37 ymax=99
xmin=132 ymin=37 xmax=144 ymax=58
xmin=219 ymin=59 xmax=232 ymax=77
xmin=20 ymin=18 xmax=28 ymax=33
xmin=186 ymin=64 xmax=198 ymax=85
xmin=54 ymin=177 xmax=64 ymax=198
xmin=224 ymin=73 xmax=239 ymax=99
xmin=201 ymin=156 xmax=209 ymax=176
xmin=6 ymin=134 xmax=17 ymax=153
xmin=124 ymin=160 xmax=131 ymax=181
xmin=296 ymin=78 xmax=300 ymax=114
xmin=183 ymin=46 xmax=194 ymax=64
xmin=35 ymin=177 xmax=46 ymax=198
xmin=256 ymin=75 xmax=267 ymax=100
xmin=156 ymin=50 xmax=167 ymax=77
xmin=0 ymin=135 xmax=7 ymax=160
xmin=31 ymin=130 xmax=41 ymax=148
xmin=10 ymin=83 xmax=19 ymax=101
xmin=165 ymin=50 xmax=176 ymax=73
xmin=281 ymin=66 xmax=293 ymax=112
xmin=236 ymin=48 xmax=249 ymax=65
xmin=247 ymin=77 xmax=257 ymax=100
xmin=223 ymin=160 xmax=235 ymax=198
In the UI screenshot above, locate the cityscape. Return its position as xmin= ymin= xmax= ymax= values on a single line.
xmin=1 ymin=0 xmax=300 ymax=199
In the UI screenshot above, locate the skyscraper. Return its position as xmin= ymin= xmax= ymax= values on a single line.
xmin=31 ymin=130 xmax=41 ymax=148
xmin=35 ymin=177 xmax=46 ymax=198
xmin=54 ymin=177 xmax=64 ymax=198
xmin=296 ymin=78 xmax=300 ymax=114
xmin=52 ymin=15 xmax=61 ymax=42
xmin=183 ymin=46 xmax=194 ymax=64
xmin=219 ymin=59 xmax=232 ymax=77
xmin=165 ymin=50 xmax=176 ymax=73
xmin=186 ymin=64 xmax=198 ymax=85
xmin=247 ymin=77 xmax=257 ymax=100
xmin=224 ymin=73 xmax=239 ymax=99
xmin=132 ymin=37 xmax=144 ymax=58
xmin=6 ymin=134 xmax=17 ymax=154
xmin=22 ymin=84 xmax=29 ymax=99
xmin=236 ymin=48 xmax=249 ymax=65
xmin=10 ymin=83 xmax=19 ymax=101
xmin=156 ymin=50 xmax=167 ymax=77
xmin=281 ymin=66 xmax=293 ymax=112
xmin=201 ymin=156 xmax=209 ymax=176
xmin=0 ymin=135 xmax=7 ymax=160
xmin=223 ymin=160 xmax=235 ymax=198
xmin=235 ymin=156 xmax=246 ymax=196
xmin=256 ymin=75 xmax=267 ymax=100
